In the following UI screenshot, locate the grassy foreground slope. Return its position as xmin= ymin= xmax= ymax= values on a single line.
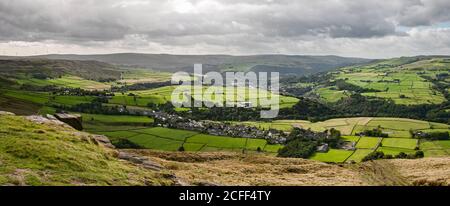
xmin=130 ymin=150 xmax=450 ymax=186
xmin=0 ymin=112 xmax=172 ymax=186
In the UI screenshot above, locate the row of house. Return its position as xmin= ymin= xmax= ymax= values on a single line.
xmin=149 ymin=111 xmax=287 ymax=144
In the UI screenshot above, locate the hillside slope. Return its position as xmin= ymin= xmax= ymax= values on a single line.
xmin=0 ymin=59 xmax=121 ymax=81
xmin=36 ymin=53 xmax=371 ymax=75
xmin=0 ymin=112 xmax=173 ymax=186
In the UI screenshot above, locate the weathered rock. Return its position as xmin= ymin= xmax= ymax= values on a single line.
xmin=142 ymin=160 xmax=164 ymax=171
xmin=91 ymin=135 xmax=115 ymax=149
xmin=0 ymin=111 xmax=15 ymax=116
xmin=45 ymin=114 xmax=58 ymax=120
xmin=118 ymin=152 xmax=144 ymax=164
xmin=54 ymin=113 xmax=83 ymax=130
xmin=118 ymin=152 xmax=163 ymax=171
xmin=26 ymin=115 xmax=67 ymax=126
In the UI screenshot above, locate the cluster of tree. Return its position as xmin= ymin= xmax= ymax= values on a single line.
xmin=277 ymin=128 xmax=341 ymax=158
xmin=31 ymin=73 xmax=51 ymax=80
xmin=362 ymin=151 xmax=424 ymax=162
xmin=436 ymin=73 xmax=449 ymax=81
xmin=334 ymin=94 xmax=449 ymax=124
xmin=356 ymin=127 xmax=389 ymax=138
xmin=97 ymin=78 xmax=117 ymax=83
xmin=147 ymin=102 xmax=176 ymax=113
xmin=52 ymin=88 xmax=114 ymax=96
xmin=277 ymin=139 xmax=318 ymax=158
xmin=326 ymin=128 xmax=342 ymax=148
xmin=178 ymin=106 xmax=263 ymax=121
xmin=19 ymin=84 xmax=114 ymax=97
xmin=55 ymin=102 xmax=129 ymax=115
xmin=20 ymin=84 xmax=59 ymax=92
xmin=282 ymin=87 xmax=313 ymax=96
xmin=277 ymin=97 xmax=339 ymax=122
xmin=278 ymin=97 xmax=336 ymax=121
xmin=138 ymin=91 xmax=448 ymax=124
xmin=111 ymin=81 xmax=171 ymax=92
xmin=411 ymin=131 xmax=449 ymax=140
xmin=112 ymin=138 xmax=143 ymax=149
xmin=333 ymin=79 xmax=381 ymax=93
xmin=281 ymin=73 xmax=332 ymax=86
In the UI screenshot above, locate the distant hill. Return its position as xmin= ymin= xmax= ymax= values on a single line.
xmin=0 ymin=58 xmax=121 ymax=81
xmin=282 ymin=55 xmax=450 ymax=117
xmin=34 ymin=53 xmax=371 ymax=75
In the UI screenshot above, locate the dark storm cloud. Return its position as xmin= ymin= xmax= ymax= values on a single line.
xmin=396 ymin=0 xmax=450 ymax=26
xmin=0 ymin=0 xmax=449 ymax=57
xmin=0 ymin=0 xmax=405 ymax=41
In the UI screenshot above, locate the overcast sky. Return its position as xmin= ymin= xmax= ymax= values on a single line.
xmin=0 ymin=0 xmax=450 ymax=58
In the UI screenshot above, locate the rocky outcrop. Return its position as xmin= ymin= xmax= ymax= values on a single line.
xmin=26 ymin=115 xmax=68 ymax=127
xmin=118 ymin=152 xmax=164 ymax=171
xmin=54 ymin=113 xmax=83 ymax=130
xmin=3 ymin=111 xmax=186 ymax=185
xmin=117 ymin=151 xmax=188 ymax=185
xmin=91 ymin=135 xmax=116 ymax=149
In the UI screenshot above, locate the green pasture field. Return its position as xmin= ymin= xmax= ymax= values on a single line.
xmin=355 ymin=137 xmax=381 ymax=149
xmin=263 ymin=144 xmax=284 ymax=153
xmin=182 ymin=143 xmax=206 ymax=151
xmin=353 ymin=118 xmax=449 ymax=138
xmin=0 ymin=94 xmax=43 ymax=115
xmin=0 ymin=89 xmax=50 ymax=105
xmin=289 ymin=117 xmax=373 ymax=135
xmin=331 ymin=63 xmax=447 ymax=105
xmin=128 ymin=134 xmax=183 ymax=151
xmin=133 ymin=127 xmax=198 ymax=141
xmin=245 ymin=138 xmax=272 ymax=151
xmin=341 ymin=136 xmax=360 ymax=142
xmin=345 ymin=149 xmax=373 ymax=163
xmin=420 ymin=140 xmax=450 ymax=157
xmin=82 ymin=113 xmax=153 ymax=124
xmin=81 ymin=113 xmax=154 ymax=133
xmin=84 ymin=115 xmax=282 ymax=153
xmin=98 ymin=130 xmax=141 ymax=139
xmin=15 ymin=75 xmax=112 ymax=90
xmin=52 ymin=95 xmax=95 ymax=106
xmin=109 ymin=94 xmax=168 ymax=106
xmin=186 ymin=134 xmax=247 ymax=149
xmin=316 ymin=86 xmax=349 ymax=103
xmin=381 ymin=138 xmax=418 ymax=150
xmin=47 ymin=76 xmax=111 ymax=90
xmin=376 ymin=147 xmax=416 ymax=156
xmin=119 ymin=70 xmax=173 ymax=84
xmin=309 ymin=149 xmax=354 ymax=163
xmin=111 ymin=85 xmax=299 ymax=109
xmin=232 ymin=117 xmax=448 ymax=138
xmin=233 ymin=120 xmax=296 ymax=131
xmin=366 ymin=118 xmax=431 ymax=131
